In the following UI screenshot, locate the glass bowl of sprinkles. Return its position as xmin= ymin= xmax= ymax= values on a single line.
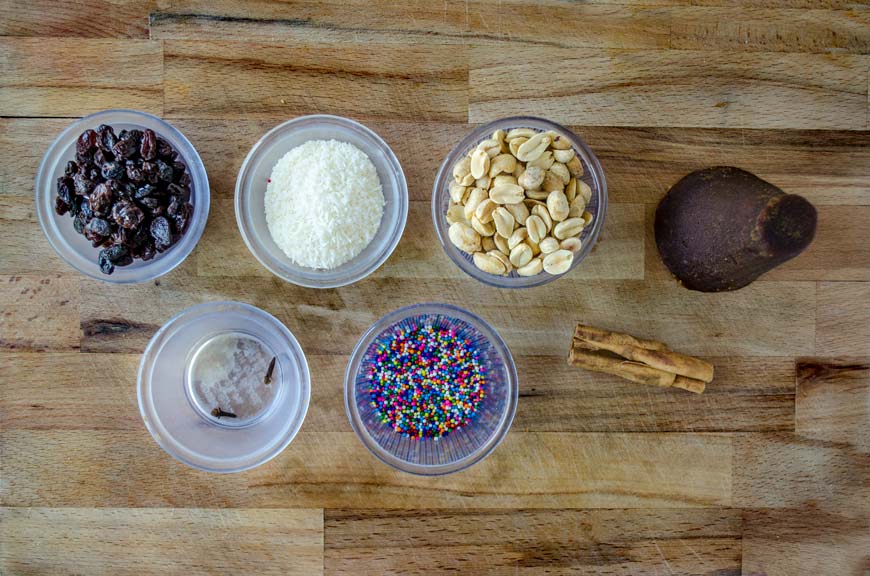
xmin=432 ymin=116 xmax=607 ymax=288
xmin=235 ymin=114 xmax=408 ymax=289
xmin=344 ymin=303 xmax=518 ymax=475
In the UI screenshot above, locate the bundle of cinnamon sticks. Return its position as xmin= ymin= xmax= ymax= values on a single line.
xmin=568 ymin=324 xmax=714 ymax=394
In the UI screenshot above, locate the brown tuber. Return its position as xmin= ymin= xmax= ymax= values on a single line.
xmin=655 ymin=167 xmax=817 ymax=292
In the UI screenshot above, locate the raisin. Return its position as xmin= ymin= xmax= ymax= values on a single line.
xmin=112 ymin=138 xmax=137 ymax=161
xmin=126 ymin=163 xmax=144 ymax=183
xmin=173 ymin=202 xmax=193 ymax=234
xmin=57 ymin=177 xmax=73 ymax=203
xmin=141 ymin=161 xmax=159 ymax=184
xmin=98 ymin=250 xmax=115 ymax=275
xmin=89 ymin=182 xmax=114 ymax=215
xmin=179 ymin=171 xmax=192 ymax=187
xmin=135 ymin=184 xmax=158 ymax=199
xmin=156 ymin=137 xmax=173 ymax=159
xmin=155 ymin=160 xmax=174 ymax=183
xmin=79 ymin=197 xmax=93 ymax=220
xmin=167 ymin=196 xmax=180 ymax=217
xmin=140 ymin=243 xmax=156 ymax=261
xmin=84 ymin=217 xmax=111 ymax=242
xmin=104 ymin=244 xmax=131 ymax=264
xmin=112 ymin=200 xmax=144 ymax=229
xmin=172 ymin=161 xmax=187 ymax=182
xmin=75 ymin=150 xmax=93 ymax=165
xmin=64 ymin=161 xmax=78 ymax=177
xmin=97 ymin=124 xmax=117 ymax=151
xmin=101 ymin=161 xmax=124 ymax=180
xmin=73 ymin=215 xmax=85 ymax=235
xmin=167 ymin=183 xmax=190 ymax=203
xmin=150 ymin=216 xmax=173 ymax=252
xmin=140 ymin=129 xmax=157 ymax=160
xmin=72 ymin=173 xmax=93 ymax=196
xmin=55 ymin=196 xmax=70 ymax=216
xmin=76 ymin=129 xmax=97 ymax=155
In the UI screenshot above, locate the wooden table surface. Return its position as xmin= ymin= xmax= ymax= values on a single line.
xmin=1 ymin=1 xmax=869 ymax=575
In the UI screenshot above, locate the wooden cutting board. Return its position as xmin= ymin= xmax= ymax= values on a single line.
xmin=1 ymin=2 xmax=869 ymax=574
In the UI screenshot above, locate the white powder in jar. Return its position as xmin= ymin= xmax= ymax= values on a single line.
xmin=265 ymin=139 xmax=385 ymax=269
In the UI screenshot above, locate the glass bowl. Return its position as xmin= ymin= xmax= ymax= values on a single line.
xmin=35 ymin=109 xmax=210 ymax=283
xmin=344 ymin=303 xmax=518 ymax=476
xmin=235 ymin=115 xmax=408 ymax=288
xmin=432 ymin=116 xmax=607 ymax=288
xmin=138 ymin=301 xmax=310 ymax=473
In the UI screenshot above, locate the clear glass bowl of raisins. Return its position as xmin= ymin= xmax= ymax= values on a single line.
xmin=36 ymin=109 xmax=210 ymax=283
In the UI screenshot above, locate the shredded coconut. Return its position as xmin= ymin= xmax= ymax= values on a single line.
xmin=265 ymin=139 xmax=384 ymax=269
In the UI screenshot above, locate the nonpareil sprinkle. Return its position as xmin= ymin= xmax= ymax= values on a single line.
xmin=366 ymin=319 xmax=487 ymax=438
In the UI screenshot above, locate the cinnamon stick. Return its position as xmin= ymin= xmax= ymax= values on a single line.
xmin=673 ymin=375 xmax=706 ymax=394
xmin=574 ymin=324 xmax=669 ymax=351
xmin=573 ymin=324 xmax=714 ymax=383
xmin=568 ymin=346 xmax=677 ymax=388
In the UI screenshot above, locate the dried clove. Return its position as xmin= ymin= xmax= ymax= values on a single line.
xmin=210 ymin=407 xmax=237 ymax=419
xmin=264 ymin=356 xmax=277 ymax=385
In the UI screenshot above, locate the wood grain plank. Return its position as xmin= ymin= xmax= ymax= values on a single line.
xmin=517 ymin=356 xmax=795 ymax=433
xmin=150 ymin=1 xmax=671 ymax=48
xmin=0 ymin=352 xmax=792 ymax=434
xmin=733 ymin=433 xmax=870 ymax=509
xmin=76 ymin=276 xmax=815 ymax=357
xmin=0 ymin=507 xmax=324 ymax=576
xmin=0 ymin=0 xmax=153 ymax=38
xmin=0 ymin=39 xmax=164 ymax=117
xmin=0 ymin=353 xmax=141 ymax=431
xmin=470 ymin=47 xmax=870 ymax=130
xmin=581 ymin=126 xmax=870 ymax=206
xmin=195 ymin=200 xmax=644 ymax=280
xmin=0 ymin=431 xmax=732 ymax=508
xmin=670 ymin=7 xmax=870 ymax=53
xmin=0 ymin=275 xmax=80 ymax=352
xmin=150 ymin=1 xmax=870 ymax=55
xmin=0 ymin=119 xmax=70 ymax=197
xmin=324 ymin=508 xmax=742 ymax=576
xmin=163 ymin=41 xmax=468 ymax=121
xmin=644 ymin=204 xmax=870 ymax=282
xmin=796 ymin=358 xmax=870 ymax=451
xmin=6 ymin=119 xmax=869 ymax=206
xmin=816 ymin=282 xmax=870 ymax=356
xmin=0 ymin=197 xmax=69 ymax=275
xmin=742 ymin=506 xmax=870 ymax=576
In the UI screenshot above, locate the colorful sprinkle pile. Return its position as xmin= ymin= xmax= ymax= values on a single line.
xmin=367 ymin=317 xmax=487 ymax=439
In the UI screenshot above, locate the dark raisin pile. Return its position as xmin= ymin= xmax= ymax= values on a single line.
xmin=55 ymin=125 xmax=194 ymax=275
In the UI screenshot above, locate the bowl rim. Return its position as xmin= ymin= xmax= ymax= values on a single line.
xmin=34 ymin=108 xmax=210 ymax=284
xmin=234 ymin=114 xmax=409 ymax=289
xmin=431 ymin=116 xmax=608 ymax=289
xmin=343 ymin=302 xmax=519 ymax=476
xmin=137 ymin=300 xmax=311 ymax=473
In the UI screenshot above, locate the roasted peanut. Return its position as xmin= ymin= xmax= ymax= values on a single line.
xmin=543 ymin=249 xmax=573 ymax=274
xmin=554 ymin=217 xmax=584 ymax=240
xmin=517 ymin=257 xmax=543 ymax=276
xmin=448 ymin=222 xmax=481 ymax=253
xmin=546 ymin=190 xmax=569 ymax=222
xmin=493 ymin=206 xmax=515 ymax=238
xmin=473 ymin=251 xmax=506 ymax=275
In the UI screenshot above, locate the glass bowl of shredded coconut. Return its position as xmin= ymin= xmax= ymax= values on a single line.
xmin=236 ymin=115 xmax=408 ymax=288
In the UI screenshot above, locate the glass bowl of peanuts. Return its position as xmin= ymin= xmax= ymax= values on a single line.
xmin=432 ymin=117 xmax=606 ymax=288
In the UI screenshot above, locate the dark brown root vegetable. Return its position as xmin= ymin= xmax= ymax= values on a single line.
xmin=654 ymin=167 xmax=817 ymax=292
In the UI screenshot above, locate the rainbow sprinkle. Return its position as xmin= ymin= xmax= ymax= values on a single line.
xmin=366 ymin=317 xmax=487 ymax=439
